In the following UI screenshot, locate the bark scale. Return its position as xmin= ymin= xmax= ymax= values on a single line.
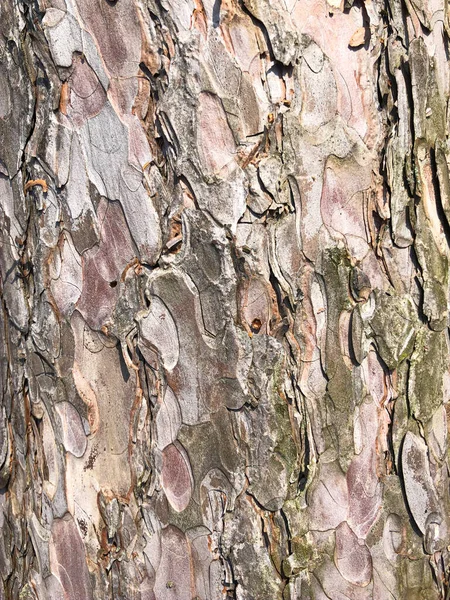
xmin=0 ymin=0 xmax=449 ymax=597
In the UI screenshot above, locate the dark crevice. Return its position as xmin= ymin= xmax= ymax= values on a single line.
xmin=429 ymin=146 xmax=450 ymax=249
xmin=297 ymin=426 xmax=310 ymax=493
xmin=212 ymin=0 xmax=222 ymax=27
xmin=116 ymin=344 xmax=131 ymax=383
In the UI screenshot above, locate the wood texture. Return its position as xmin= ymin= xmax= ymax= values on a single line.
xmin=1 ymin=0 xmax=450 ymax=597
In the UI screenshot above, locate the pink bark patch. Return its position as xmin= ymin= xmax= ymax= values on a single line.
xmin=228 ymin=16 xmax=260 ymax=72
xmin=361 ymin=349 xmax=388 ymax=407
xmin=197 ymin=92 xmax=236 ymax=174
xmin=76 ymin=0 xmax=142 ymax=78
xmin=153 ymin=526 xmax=193 ymax=600
xmin=161 ymin=442 xmax=193 ymax=513
xmin=335 ymin=522 xmax=373 ymax=587
xmin=77 ymin=199 xmax=136 ymax=330
xmin=67 ymin=55 xmax=106 ymax=127
xmin=55 ymin=401 xmax=87 ymax=458
xmin=308 ymin=461 xmax=349 ymax=530
xmin=50 ymin=234 xmax=83 ymax=317
xmin=49 ymin=515 xmax=93 ymax=600
xmin=347 ymin=447 xmax=382 ymax=539
xmin=292 ymin=0 xmax=378 ymax=143
xmin=155 ymin=387 xmax=182 ymax=451
xmin=321 ymin=159 xmax=371 ymax=261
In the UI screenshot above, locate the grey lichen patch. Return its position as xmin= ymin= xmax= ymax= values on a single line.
xmin=434 ymin=139 xmax=450 ymax=228
xmin=368 ymin=290 xmax=418 ymax=370
xmin=386 ymin=137 xmax=414 ymax=248
xmin=241 ymin=0 xmax=300 ymax=65
xmin=246 ymin=335 xmax=299 ymax=510
xmin=410 ymin=39 xmax=446 ymax=146
xmin=408 ymin=327 xmax=447 ymax=422
xmin=401 ymin=431 xmax=441 ymax=538
xmin=414 ymin=224 xmax=449 ymax=331
xmin=414 ymin=143 xmax=449 ymax=331
xmin=165 ymin=496 xmax=204 ymax=533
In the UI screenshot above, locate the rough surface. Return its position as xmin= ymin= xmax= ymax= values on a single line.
xmin=0 ymin=0 xmax=450 ymax=597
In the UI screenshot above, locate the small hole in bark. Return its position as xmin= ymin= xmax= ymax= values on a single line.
xmin=250 ymin=318 xmax=262 ymax=334
xmin=109 ymin=280 xmax=117 ymax=288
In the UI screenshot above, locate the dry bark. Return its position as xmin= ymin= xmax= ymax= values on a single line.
xmin=0 ymin=0 xmax=450 ymax=597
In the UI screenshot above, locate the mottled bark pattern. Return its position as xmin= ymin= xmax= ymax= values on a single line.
xmin=1 ymin=0 xmax=450 ymax=597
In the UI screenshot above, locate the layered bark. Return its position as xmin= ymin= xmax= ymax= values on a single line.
xmin=1 ymin=0 xmax=450 ymax=597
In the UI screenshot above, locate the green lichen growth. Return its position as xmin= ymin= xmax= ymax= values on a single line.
xmin=320 ymin=248 xmax=355 ymax=469
xmin=290 ymin=537 xmax=316 ymax=569
xmin=282 ymin=534 xmax=323 ymax=577
xmin=272 ymin=382 xmax=298 ymax=486
xmin=19 ymin=585 xmax=36 ymax=600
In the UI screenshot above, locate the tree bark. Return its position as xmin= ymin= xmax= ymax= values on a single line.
xmin=1 ymin=0 xmax=450 ymax=597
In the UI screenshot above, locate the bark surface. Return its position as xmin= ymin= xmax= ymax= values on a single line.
xmin=0 ymin=0 xmax=450 ymax=597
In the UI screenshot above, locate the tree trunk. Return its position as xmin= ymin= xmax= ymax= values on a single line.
xmin=1 ymin=0 xmax=449 ymax=597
